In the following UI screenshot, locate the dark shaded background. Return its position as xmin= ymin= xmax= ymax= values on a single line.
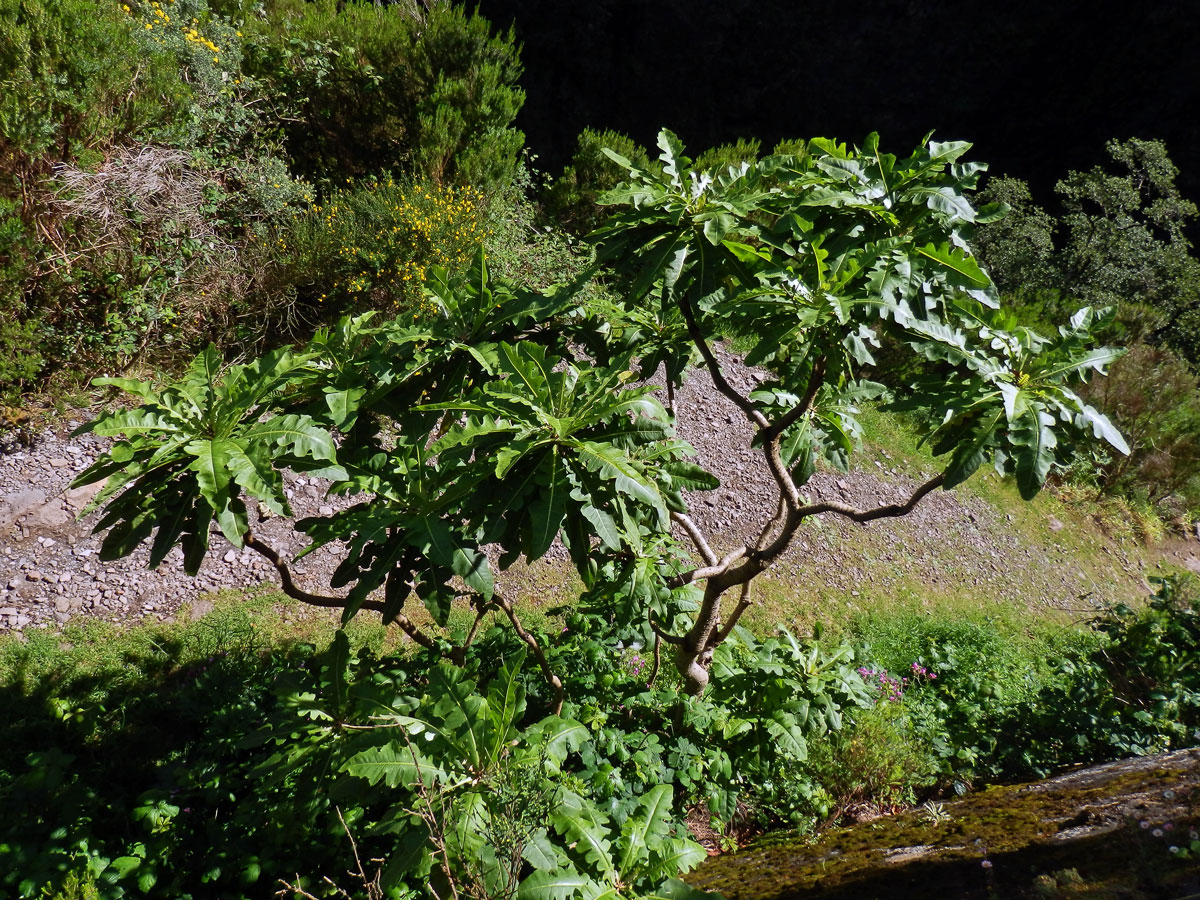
xmin=475 ymin=0 xmax=1199 ymax=205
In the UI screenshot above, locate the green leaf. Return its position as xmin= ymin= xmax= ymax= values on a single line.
xmin=327 ymin=629 xmax=351 ymax=713
xmin=527 ymin=449 xmax=568 ymax=560
xmin=576 ymin=442 xmax=663 ymax=512
xmin=579 ymin=502 xmax=622 ymax=551
xmin=765 ymin=712 xmax=808 ymax=761
xmin=1010 ymin=400 xmax=1057 ymax=500
xmin=661 ymin=460 xmax=719 ymax=491
xmin=916 ymin=242 xmax=989 ymax=287
xmin=243 ymin=415 xmax=337 ymax=463
xmin=1078 ymin=403 xmax=1129 ymax=455
xmin=185 ymin=438 xmax=234 ymax=507
xmin=325 ymin=387 xmax=367 ymax=429
xmin=652 ymin=879 xmax=726 ymax=900
xmin=225 ymin=441 xmax=288 ymax=517
xmin=343 ymin=743 xmax=434 ymax=788
xmin=942 ymin=407 xmax=1004 ymax=489
xmin=522 ymin=830 xmax=562 ymax=872
xmin=409 ymin=518 xmax=493 ymax=601
xmin=485 ymin=648 xmax=527 ymax=763
xmin=617 ymin=784 xmax=674 ymax=877
xmin=529 ymin=716 xmax=588 ymax=767
xmin=551 ymin=792 xmax=614 ymax=878
xmin=519 ymin=867 xmax=593 ymax=900
xmin=650 ymin=839 xmax=708 ymax=880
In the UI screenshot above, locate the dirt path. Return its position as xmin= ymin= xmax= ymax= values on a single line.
xmin=2 ymin=351 xmax=1196 ymax=634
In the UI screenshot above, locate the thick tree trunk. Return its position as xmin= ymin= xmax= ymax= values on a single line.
xmin=674 ymin=578 xmax=734 ymax=695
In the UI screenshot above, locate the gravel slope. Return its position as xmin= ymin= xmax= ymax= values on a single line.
xmin=1 ymin=350 xmax=1194 ymax=634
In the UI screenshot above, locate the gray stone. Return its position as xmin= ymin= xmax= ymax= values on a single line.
xmin=0 ymin=489 xmax=47 ymax=529
xmin=27 ymin=502 xmax=72 ymax=529
xmin=1047 ymin=516 xmax=1065 ymax=532
xmin=223 ymin=549 xmax=238 ymax=564
xmin=65 ymin=479 xmax=106 ymax=510
xmin=318 ymin=505 xmax=335 ymax=516
xmin=49 ymin=457 xmax=71 ymax=468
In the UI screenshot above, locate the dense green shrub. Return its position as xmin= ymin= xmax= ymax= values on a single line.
xmin=0 ymin=0 xmax=526 ymax=391
xmin=0 ymin=0 xmax=317 ymax=385
xmin=6 ymin=576 xmax=1197 ymax=897
xmin=0 ymin=201 xmax=41 ymax=395
xmin=1002 ymin=575 xmax=1200 ymax=774
xmin=241 ymin=0 xmax=525 ymax=194
xmin=974 ymin=139 xmax=1200 ymax=366
xmin=0 ymin=0 xmax=181 ymax=168
xmin=542 ymin=128 xmax=653 ymax=235
xmin=846 ymin=576 xmax=1200 ymax=787
xmin=1078 ymin=342 xmax=1200 ymax=513
xmin=248 ymin=176 xmax=489 ymax=337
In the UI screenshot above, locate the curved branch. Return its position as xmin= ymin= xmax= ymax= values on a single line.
xmin=648 ymin=611 xmax=687 ymax=646
xmin=751 ymin=473 xmax=946 ymax=567
xmin=449 ymin=598 xmax=491 ymax=666
xmin=794 ymin=473 xmax=946 ymax=523
xmin=762 ymin=433 xmax=802 ymax=512
xmin=667 ymin=544 xmax=749 ymax=588
xmin=762 ymin=356 xmax=827 ymax=442
xmin=494 ymin=592 xmax=564 ymax=715
xmin=752 ymin=496 xmax=787 ymax=550
xmin=648 ymin=633 xmax=662 ymax=686
xmin=671 ymin=511 xmax=717 ymax=566
xmin=243 ymin=532 xmax=436 ymax=650
xmin=678 ymin=294 xmax=768 ymax=428
xmin=712 ymin=581 xmax=753 ymax=647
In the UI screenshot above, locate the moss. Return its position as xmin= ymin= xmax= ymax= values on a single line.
xmin=686 ymin=753 xmax=1200 ymax=899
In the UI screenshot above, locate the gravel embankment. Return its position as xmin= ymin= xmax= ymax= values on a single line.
xmin=1 ymin=350 xmax=1189 ymax=634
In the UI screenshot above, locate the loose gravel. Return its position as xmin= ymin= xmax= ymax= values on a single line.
xmin=0 ymin=350 xmax=1189 ymax=635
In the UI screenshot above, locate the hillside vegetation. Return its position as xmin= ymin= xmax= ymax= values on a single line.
xmin=2 ymin=2 xmax=1200 ymax=899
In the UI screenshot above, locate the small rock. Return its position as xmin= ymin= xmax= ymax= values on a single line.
xmin=318 ymin=505 xmax=335 ymax=516
xmin=25 ymin=571 xmax=43 ymax=582
xmin=1047 ymin=516 xmax=1065 ymax=533
xmin=223 ymin=549 xmax=238 ymax=564
xmin=54 ymin=598 xmax=70 ymax=613
xmin=49 ymin=457 xmax=71 ymax=468
xmin=65 ymin=480 xmax=106 ymax=510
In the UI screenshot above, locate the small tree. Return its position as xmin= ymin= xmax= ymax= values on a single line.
xmin=73 ymin=130 xmax=1129 ymax=699
xmin=974 ymin=139 xmax=1200 ymax=365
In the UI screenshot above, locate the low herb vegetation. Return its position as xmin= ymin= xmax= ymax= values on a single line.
xmin=4 ymin=1 xmax=1200 ymax=897
xmin=2 ymin=576 xmax=1197 ymax=897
